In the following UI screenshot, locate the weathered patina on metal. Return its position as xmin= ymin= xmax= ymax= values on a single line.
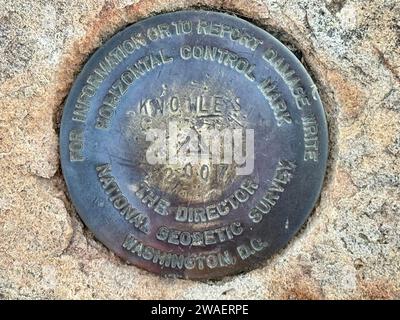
xmin=60 ymin=10 xmax=328 ymax=280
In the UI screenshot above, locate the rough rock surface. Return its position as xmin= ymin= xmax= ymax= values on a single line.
xmin=0 ymin=0 xmax=399 ymax=299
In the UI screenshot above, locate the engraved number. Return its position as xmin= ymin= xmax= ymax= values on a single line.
xmin=184 ymin=163 xmax=193 ymax=177
xmin=165 ymin=168 xmax=174 ymax=182
xmin=200 ymin=164 xmax=209 ymax=181
xmin=218 ymin=164 xmax=228 ymax=182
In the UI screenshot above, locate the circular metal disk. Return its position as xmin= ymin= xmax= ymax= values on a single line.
xmin=60 ymin=10 xmax=328 ymax=280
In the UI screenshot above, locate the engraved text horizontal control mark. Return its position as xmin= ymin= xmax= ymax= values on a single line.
xmin=95 ymin=49 xmax=173 ymax=130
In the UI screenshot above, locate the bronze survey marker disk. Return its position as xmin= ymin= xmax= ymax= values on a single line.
xmin=60 ymin=11 xmax=328 ymax=279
